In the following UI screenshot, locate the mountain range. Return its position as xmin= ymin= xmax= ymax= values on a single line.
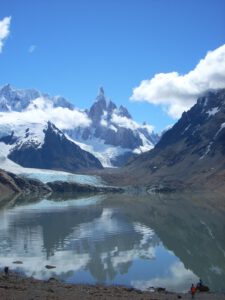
xmin=0 ymin=83 xmax=225 ymax=192
xmin=0 ymin=84 xmax=159 ymax=171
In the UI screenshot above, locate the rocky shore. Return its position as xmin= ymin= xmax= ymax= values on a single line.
xmin=0 ymin=169 xmax=51 ymax=198
xmin=0 ymin=272 xmax=224 ymax=300
xmin=0 ymin=169 xmax=124 ymax=202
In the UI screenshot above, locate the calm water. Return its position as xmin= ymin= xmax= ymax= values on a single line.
xmin=0 ymin=193 xmax=224 ymax=292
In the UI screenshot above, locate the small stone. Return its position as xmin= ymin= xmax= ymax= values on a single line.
xmin=13 ymin=261 xmax=23 ymax=264
xmin=45 ymin=265 xmax=56 ymax=269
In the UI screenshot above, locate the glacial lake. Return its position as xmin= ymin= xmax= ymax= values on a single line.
xmin=0 ymin=192 xmax=224 ymax=293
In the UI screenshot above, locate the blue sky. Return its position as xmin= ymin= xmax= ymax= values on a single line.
xmin=0 ymin=0 xmax=225 ymax=131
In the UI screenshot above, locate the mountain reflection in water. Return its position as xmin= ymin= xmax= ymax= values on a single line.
xmin=0 ymin=192 xmax=224 ymax=293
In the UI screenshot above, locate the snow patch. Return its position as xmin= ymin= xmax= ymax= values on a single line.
xmin=214 ymin=122 xmax=225 ymax=138
xmin=0 ymin=116 xmax=46 ymax=149
xmin=200 ymin=142 xmax=213 ymax=159
xmin=207 ymin=107 xmax=219 ymax=116
xmin=100 ymin=119 xmax=107 ymax=127
xmin=133 ymin=132 xmax=154 ymax=154
xmin=182 ymin=124 xmax=191 ymax=135
xmin=74 ymin=137 xmax=129 ymax=167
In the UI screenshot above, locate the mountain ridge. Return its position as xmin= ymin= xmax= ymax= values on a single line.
xmin=0 ymin=84 xmax=159 ymax=168
xmin=122 ymin=88 xmax=225 ymax=191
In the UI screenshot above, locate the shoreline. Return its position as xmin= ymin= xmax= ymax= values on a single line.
xmin=0 ymin=272 xmax=224 ymax=300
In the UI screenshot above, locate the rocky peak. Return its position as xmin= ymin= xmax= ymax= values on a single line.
xmin=108 ymin=100 xmax=117 ymax=113
xmin=197 ymin=89 xmax=225 ymax=112
xmin=46 ymin=121 xmax=61 ymax=133
xmin=88 ymin=88 xmax=134 ymax=124
xmin=118 ymin=105 xmax=132 ymax=119
xmin=155 ymin=89 xmax=225 ymax=151
xmin=88 ymin=88 xmax=108 ymax=124
xmin=52 ymin=96 xmax=74 ymax=109
xmin=0 ymin=84 xmax=14 ymax=108
xmin=95 ymin=87 xmax=107 ymax=105
xmin=99 ymin=86 xmax=105 ymax=97
xmin=0 ymin=85 xmax=74 ymax=112
xmin=1 ymin=84 xmax=12 ymax=95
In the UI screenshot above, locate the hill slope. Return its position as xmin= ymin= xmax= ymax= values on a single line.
xmin=122 ymin=89 xmax=225 ymax=191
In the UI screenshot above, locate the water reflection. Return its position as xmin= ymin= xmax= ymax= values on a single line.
xmin=0 ymin=192 xmax=224 ymax=292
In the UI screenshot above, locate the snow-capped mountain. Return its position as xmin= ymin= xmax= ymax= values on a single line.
xmin=0 ymin=120 xmax=103 ymax=172
xmin=65 ymin=87 xmax=159 ymax=166
xmin=0 ymin=84 xmax=159 ymax=168
xmin=0 ymin=84 xmax=74 ymax=111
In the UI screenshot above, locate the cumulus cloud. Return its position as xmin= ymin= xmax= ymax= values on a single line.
xmin=131 ymin=44 xmax=225 ymax=118
xmin=111 ymin=113 xmax=154 ymax=132
xmin=0 ymin=16 xmax=11 ymax=53
xmin=0 ymin=97 xmax=91 ymax=130
xmin=28 ymin=44 xmax=36 ymax=53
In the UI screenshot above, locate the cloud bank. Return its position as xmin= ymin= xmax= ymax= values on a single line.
xmin=0 ymin=97 xmax=91 ymax=130
xmin=0 ymin=16 xmax=11 ymax=53
xmin=131 ymin=44 xmax=225 ymax=118
xmin=99 ymin=109 xmax=154 ymax=134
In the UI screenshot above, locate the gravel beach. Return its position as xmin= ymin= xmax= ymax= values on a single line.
xmin=0 ymin=272 xmax=224 ymax=300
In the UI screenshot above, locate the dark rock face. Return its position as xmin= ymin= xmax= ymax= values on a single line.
xmin=154 ymin=89 xmax=225 ymax=155
xmin=118 ymin=105 xmax=132 ymax=119
xmin=125 ymin=89 xmax=225 ymax=190
xmin=88 ymin=87 xmax=107 ymax=125
xmin=0 ymin=131 xmax=17 ymax=145
xmin=8 ymin=122 xmax=103 ymax=172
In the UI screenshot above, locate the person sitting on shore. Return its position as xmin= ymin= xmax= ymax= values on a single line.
xmin=196 ymin=278 xmax=209 ymax=292
xmin=197 ymin=278 xmax=203 ymax=288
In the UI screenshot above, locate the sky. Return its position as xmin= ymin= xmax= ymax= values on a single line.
xmin=0 ymin=0 xmax=225 ymax=132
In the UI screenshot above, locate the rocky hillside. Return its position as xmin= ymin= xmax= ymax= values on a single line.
xmin=122 ymin=89 xmax=225 ymax=191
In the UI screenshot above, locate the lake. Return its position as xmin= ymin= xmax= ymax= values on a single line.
xmin=0 ymin=192 xmax=224 ymax=293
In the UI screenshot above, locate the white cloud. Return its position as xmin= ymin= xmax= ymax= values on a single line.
xmin=28 ymin=44 xmax=36 ymax=53
xmin=0 ymin=97 xmax=91 ymax=130
xmin=111 ymin=113 xmax=154 ymax=132
xmin=131 ymin=44 xmax=225 ymax=118
xmin=132 ymin=261 xmax=198 ymax=293
xmin=0 ymin=16 xmax=11 ymax=53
